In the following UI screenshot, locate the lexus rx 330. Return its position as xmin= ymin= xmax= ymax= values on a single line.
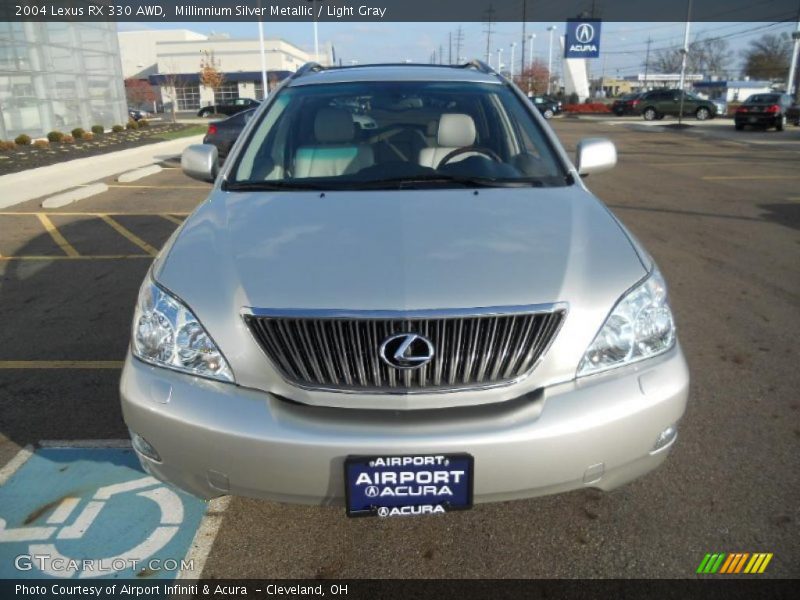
xmin=121 ymin=62 xmax=689 ymax=518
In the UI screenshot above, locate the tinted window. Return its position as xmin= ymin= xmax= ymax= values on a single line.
xmin=746 ymin=94 xmax=780 ymax=104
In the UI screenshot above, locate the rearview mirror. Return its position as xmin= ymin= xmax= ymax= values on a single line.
xmin=575 ymin=138 xmax=617 ymax=176
xmin=181 ymin=144 xmax=219 ymax=183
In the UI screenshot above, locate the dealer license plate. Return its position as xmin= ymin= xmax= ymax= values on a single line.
xmin=345 ymin=453 xmax=473 ymax=518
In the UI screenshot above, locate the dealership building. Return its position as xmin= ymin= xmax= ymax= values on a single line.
xmin=118 ymin=30 xmax=330 ymax=113
xmin=0 ymin=21 xmax=128 ymax=140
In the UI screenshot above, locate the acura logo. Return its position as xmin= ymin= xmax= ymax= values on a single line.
xmin=575 ymin=23 xmax=595 ymax=44
xmin=379 ymin=333 xmax=435 ymax=369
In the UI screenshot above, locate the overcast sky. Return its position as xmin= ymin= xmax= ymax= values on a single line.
xmin=118 ymin=21 xmax=797 ymax=77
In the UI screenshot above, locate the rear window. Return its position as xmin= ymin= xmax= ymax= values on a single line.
xmin=746 ymin=94 xmax=780 ymax=104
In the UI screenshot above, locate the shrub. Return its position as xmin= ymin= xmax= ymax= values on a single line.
xmin=91 ymin=125 xmax=104 ymax=135
xmin=0 ymin=140 xmax=16 ymax=151
xmin=33 ymin=139 xmax=50 ymax=149
xmin=126 ymin=119 xmax=139 ymax=130
xmin=138 ymin=118 xmax=149 ymax=127
xmin=563 ymin=103 xmax=612 ymax=114
xmin=81 ymin=131 xmax=94 ymax=141
xmin=14 ymin=134 xmax=31 ymax=145
xmin=71 ymin=127 xmax=85 ymax=138
xmin=61 ymin=135 xmax=75 ymax=144
xmin=111 ymin=124 xmax=124 ymax=133
xmin=47 ymin=130 xmax=64 ymax=143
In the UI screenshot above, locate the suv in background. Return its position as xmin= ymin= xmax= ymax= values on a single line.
xmin=197 ymin=97 xmax=260 ymax=118
xmin=735 ymin=93 xmax=794 ymax=131
xmin=636 ymin=89 xmax=717 ymax=121
xmin=529 ymin=95 xmax=562 ymax=119
xmin=124 ymin=61 xmax=688 ymax=518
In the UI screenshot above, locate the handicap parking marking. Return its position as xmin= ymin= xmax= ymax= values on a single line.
xmin=0 ymin=442 xmax=212 ymax=579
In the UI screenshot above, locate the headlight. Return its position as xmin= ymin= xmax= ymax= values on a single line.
xmin=578 ymin=269 xmax=675 ymax=376
xmin=131 ymin=279 xmax=234 ymax=382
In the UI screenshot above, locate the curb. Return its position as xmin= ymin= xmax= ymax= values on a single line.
xmin=41 ymin=183 xmax=109 ymax=209
xmin=0 ymin=135 xmax=203 ymax=209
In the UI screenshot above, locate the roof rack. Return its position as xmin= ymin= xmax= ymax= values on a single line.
xmin=292 ymin=62 xmax=325 ymax=79
xmin=461 ymin=60 xmax=496 ymax=75
xmin=289 ymin=59 xmax=501 ymax=80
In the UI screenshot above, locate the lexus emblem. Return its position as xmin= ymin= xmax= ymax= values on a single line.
xmin=379 ymin=333 xmax=435 ymax=369
xmin=575 ymin=23 xmax=595 ymax=44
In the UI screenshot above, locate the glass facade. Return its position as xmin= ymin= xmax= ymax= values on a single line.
xmin=214 ymin=82 xmax=239 ymax=105
xmin=175 ymin=84 xmax=200 ymax=111
xmin=0 ymin=22 xmax=127 ymax=140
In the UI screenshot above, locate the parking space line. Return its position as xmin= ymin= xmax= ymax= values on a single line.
xmin=36 ymin=213 xmax=80 ymax=258
xmin=0 ymin=360 xmax=124 ymax=369
xmin=161 ymin=214 xmax=185 ymax=225
xmin=702 ymin=175 xmax=800 ymax=181
xmin=0 ymin=255 xmax=151 ymax=261
xmin=99 ymin=215 xmax=158 ymax=256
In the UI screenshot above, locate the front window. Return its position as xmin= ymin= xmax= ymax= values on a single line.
xmin=229 ymin=80 xmax=567 ymax=190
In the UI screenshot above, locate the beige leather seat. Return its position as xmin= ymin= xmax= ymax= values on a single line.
xmin=294 ymin=108 xmax=374 ymax=178
xmin=418 ymin=113 xmax=480 ymax=169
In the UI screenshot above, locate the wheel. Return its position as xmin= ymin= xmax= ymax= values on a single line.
xmin=695 ymin=107 xmax=710 ymax=121
xmin=776 ymin=115 xmax=785 ymax=131
xmin=735 ymin=122 xmax=744 ymax=131
xmin=543 ymin=109 xmax=554 ymax=119
xmin=643 ymin=107 xmax=657 ymax=121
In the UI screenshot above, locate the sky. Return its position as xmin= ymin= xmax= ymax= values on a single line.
xmin=117 ymin=21 xmax=798 ymax=78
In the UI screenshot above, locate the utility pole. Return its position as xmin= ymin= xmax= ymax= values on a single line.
xmin=439 ymin=44 xmax=443 ymax=65
xmin=788 ymin=11 xmax=800 ymax=99
xmin=547 ymin=26 xmax=557 ymax=94
xmin=521 ymin=0 xmax=527 ymax=76
xmin=483 ymin=4 xmax=496 ymax=65
xmin=510 ymin=43 xmax=517 ymax=79
xmin=449 ymin=32 xmax=452 ymax=64
xmin=454 ymin=26 xmax=464 ymax=64
xmin=677 ymin=0 xmax=693 ymax=126
xmin=643 ymin=37 xmax=652 ymax=90
xmin=528 ymin=34 xmax=535 ymax=94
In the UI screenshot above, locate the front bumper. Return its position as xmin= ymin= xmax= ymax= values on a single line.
xmin=120 ymin=345 xmax=689 ymax=504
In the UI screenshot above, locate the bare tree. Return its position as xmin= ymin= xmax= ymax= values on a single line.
xmin=158 ymin=61 xmax=186 ymax=123
xmin=741 ymin=33 xmax=792 ymax=80
xmin=199 ymin=50 xmax=226 ymax=115
xmin=652 ymin=36 xmax=732 ymax=78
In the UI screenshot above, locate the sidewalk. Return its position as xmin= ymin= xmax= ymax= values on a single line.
xmin=0 ymin=135 xmax=203 ymax=209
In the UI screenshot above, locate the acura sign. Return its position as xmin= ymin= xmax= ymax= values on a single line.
xmin=565 ymin=19 xmax=602 ymax=59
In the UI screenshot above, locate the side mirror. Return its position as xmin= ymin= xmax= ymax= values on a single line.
xmin=181 ymin=144 xmax=218 ymax=183
xmin=575 ymin=138 xmax=616 ymax=176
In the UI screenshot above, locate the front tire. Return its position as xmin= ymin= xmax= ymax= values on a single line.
xmin=696 ymin=107 xmax=710 ymax=121
xmin=643 ymin=107 xmax=657 ymax=121
xmin=543 ymin=109 xmax=554 ymax=119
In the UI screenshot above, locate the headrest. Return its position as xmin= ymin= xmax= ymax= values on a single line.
xmin=314 ymin=108 xmax=354 ymax=143
xmin=437 ymin=113 xmax=476 ymax=148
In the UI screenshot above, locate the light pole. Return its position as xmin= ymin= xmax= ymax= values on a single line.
xmin=677 ymin=0 xmax=693 ymax=126
xmin=497 ymin=48 xmax=504 ymax=74
xmin=527 ymin=34 xmax=536 ymax=94
xmin=788 ymin=25 xmax=800 ymax=98
xmin=510 ymin=43 xmax=517 ymax=79
xmin=547 ymin=26 xmax=557 ymax=94
xmin=257 ymin=0 xmax=268 ymax=97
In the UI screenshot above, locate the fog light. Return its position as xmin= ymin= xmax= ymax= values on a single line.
xmin=130 ymin=430 xmax=161 ymax=462
xmin=652 ymin=424 xmax=678 ymax=453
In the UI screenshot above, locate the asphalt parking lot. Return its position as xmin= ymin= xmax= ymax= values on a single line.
xmin=0 ymin=118 xmax=798 ymax=579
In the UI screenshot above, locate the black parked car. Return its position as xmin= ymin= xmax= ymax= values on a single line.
xmin=203 ymin=109 xmax=255 ymax=162
xmin=611 ymin=92 xmax=641 ymax=116
xmin=530 ymin=95 xmax=562 ymax=119
xmin=735 ymin=93 xmax=794 ymax=131
xmin=197 ymin=97 xmax=260 ymax=118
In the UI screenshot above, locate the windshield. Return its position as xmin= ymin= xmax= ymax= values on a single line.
xmin=229 ymin=80 xmax=567 ymax=190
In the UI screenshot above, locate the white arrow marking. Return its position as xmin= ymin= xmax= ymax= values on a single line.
xmin=0 ymin=518 xmax=55 ymax=542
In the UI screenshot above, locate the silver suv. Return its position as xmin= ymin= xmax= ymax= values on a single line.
xmin=121 ymin=62 xmax=689 ymax=518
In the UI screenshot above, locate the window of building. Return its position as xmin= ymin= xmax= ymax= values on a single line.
xmin=214 ymin=82 xmax=239 ymax=105
xmin=176 ymin=84 xmax=200 ymax=110
xmin=254 ymin=80 xmax=264 ymax=100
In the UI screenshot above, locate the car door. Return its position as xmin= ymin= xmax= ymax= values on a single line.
xmin=654 ymin=91 xmax=675 ymax=115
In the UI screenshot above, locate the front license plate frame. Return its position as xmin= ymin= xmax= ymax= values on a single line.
xmin=344 ymin=453 xmax=474 ymax=518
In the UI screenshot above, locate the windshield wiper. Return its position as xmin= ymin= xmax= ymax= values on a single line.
xmin=354 ymin=174 xmax=546 ymax=189
xmin=223 ymin=180 xmax=330 ymax=192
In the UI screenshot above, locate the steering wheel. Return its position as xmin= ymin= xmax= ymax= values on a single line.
xmin=438 ymin=146 xmax=502 ymax=167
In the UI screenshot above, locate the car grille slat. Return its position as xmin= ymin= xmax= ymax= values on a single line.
xmin=246 ymin=308 xmax=565 ymax=393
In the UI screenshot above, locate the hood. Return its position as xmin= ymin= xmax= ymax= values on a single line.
xmin=159 ymin=186 xmax=646 ymax=313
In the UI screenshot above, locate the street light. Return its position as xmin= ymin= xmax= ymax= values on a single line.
xmin=547 ymin=26 xmax=557 ymax=94
xmin=497 ymin=48 xmax=504 ymax=74
xmin=510 ymin=42 xmax=517 ymax=79
xmin=528 ymin=34 xmax=535 ymax=69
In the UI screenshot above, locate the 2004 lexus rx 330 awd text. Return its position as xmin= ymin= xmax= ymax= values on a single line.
xmin=121 ymin=62 xmax=689 ymax=518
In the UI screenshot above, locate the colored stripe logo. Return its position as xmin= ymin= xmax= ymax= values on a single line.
xmin=697 ymin=553 xmax=773 ymax=574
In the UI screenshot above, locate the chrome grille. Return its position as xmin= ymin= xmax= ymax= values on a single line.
xmin=245 ymin=307 xmax=566 ymax=393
